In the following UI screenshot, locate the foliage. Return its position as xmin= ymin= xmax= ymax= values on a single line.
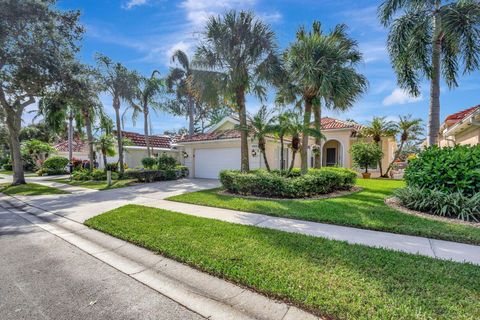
xmin=42 ymin=156 xmax=69 ymax=175
xmin=220 ymin=168 xmax=356 ymax=198
xmin=124 ymin=167 xmax=187 ymax=183
xmin=175 ymin=165 xmax=189 ymax=178
xmin=350 ymin=142 xmax=384 ymax=173
xmin=395 ymin=187 xmax=480 ymax=222
xmin=86 ymin=204 xmax=480 ymax=320
xmin=248 ymin=105 xmax=276 ymax=171
xmin=404 ymin=145 xmax=480 ymax=196
xmin=72 ymin=168 xmax=119 ymax=181
xmin=157 ymin=154 xmax=177 ymax=170
xmin=141 ymin=157 xmax=157 ymax=169
xmin=21 ymin=139 xmax=55 ymax=163
xmin=2 ymin=163 xmax=13 ymax=171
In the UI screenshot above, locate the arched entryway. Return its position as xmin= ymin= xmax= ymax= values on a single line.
xmin=322 ymin=140 xmax=344 ymax=167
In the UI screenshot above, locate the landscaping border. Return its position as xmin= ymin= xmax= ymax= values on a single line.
xmin=385 ymin=197 xmax=480 ymax=228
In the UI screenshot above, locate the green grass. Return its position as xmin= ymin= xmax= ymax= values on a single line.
xmin=167 ymin=179 xmax=480 ymax=245
xmin=0 ymin=182 xmax=69 ymax=195
xmin=0 ymin=170 xmax=37 ymax=177
xmin=51 ymin=178 xmax=137 ymax=190
xmin=85 ymin=205 xmax=480 ymax=320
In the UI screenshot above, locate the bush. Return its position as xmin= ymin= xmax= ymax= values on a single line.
xmin=157 ymin=154 xmax=177 ymax=170
xmin=395 ymin=187 xmax=480 ymax=222
xmin=125 ymin=167 xmax=187 ymax=183
xmin=106 ymin=162 xmax=118 ymax=172
xmin=42 ymin=156 xmax=69 ymax=175
xmin=2 ymin=163 xmax=12 ymax=171
xmin=175 ymin=165 xmax=189 ymax=178
xmin=141 ymin=157 xmax=156 ymax=169
xmin=220 ymin=168 xmax=357 ymax=198
xmin=350 ymin=142 xmax=383 ymax=173
xmin=72 ymin=169 xmax=92 ymax=181
xmin=405 ymin=145 xmax=480 ymax=196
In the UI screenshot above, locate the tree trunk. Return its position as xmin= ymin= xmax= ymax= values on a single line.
xmin=289 ymin=151 xmax=296 ymax=172
xmin=5 ymin=110 xmax=25 ymax=185
xmin=428 ymin=14 xmax=442 ymax=147
xmin=236 ymin=88 xmax=249 ymax=172
xmin=376 ymin=139 xmax=383 ymax=176
xmin=313 ymin=102 xmax=322 ymax=168
xmin=68 ymin=110 xmax=74 ymax=164
xmin=280 ymin=135 xmax=284 ymax=170
xmin=143 ymin=106 xmax=151 ymax=158
xmin=84 ymin=110 xmax=94 ymax=171
xmin=102 ymin=150 xmax=108 ymax=172
xmin=113 ymin=95 xmax=124 ymax=174
xmin=188 ymin=96 xmax=195 ymax=137
xmin=259 ymin=138 xmax=270 ymax=171
xmin=301 ymin=98 xmax=313 ymax=174
xmin=385 ymin=139 xmax=405 ymax=177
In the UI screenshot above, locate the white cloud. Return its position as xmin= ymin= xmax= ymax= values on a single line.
xmin=360 ymin=42 xmax=388 ymax=63
xmin=179 ymin=0 xmax=257 ymax=26
xmin=259 ymin=11 xmax=282 ymax=23
xmin=166 ymin=41 xmax=191 ymax=62
xmin=382 ymin=88 xmax=423 ymax=106
xmin=122 ymin=0 xmax=148 ymax=10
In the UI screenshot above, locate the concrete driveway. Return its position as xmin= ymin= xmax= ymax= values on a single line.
xmin=5 ymin=178 xmax=220 ymax=223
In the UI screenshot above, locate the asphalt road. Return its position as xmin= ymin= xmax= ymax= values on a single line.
xmin=0 ymin=205 xmax=204 ymax=320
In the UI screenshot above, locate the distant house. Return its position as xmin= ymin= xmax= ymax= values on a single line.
xmin=439 ymin=105 xmax=480 ymax=147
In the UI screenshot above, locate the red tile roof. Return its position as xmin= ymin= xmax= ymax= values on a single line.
xmin=444 ymin=105 xmax=480 ymax=126
xmin=320 ymin=117 xmax=364 ymax=130
xmin=120 ymin=131 xmax=172 ymax=149
xmin=53 ymin=138 xmax=88 ymax=153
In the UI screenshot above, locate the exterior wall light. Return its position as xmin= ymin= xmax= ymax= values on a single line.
xmin=251 ymin=149 xmax=257 ymax=157
xmin=182 ymin=151 xmax=189 ymax=159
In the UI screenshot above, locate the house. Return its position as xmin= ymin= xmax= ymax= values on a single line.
xmin=438 ymin=105 xmax=480 ymax=147
xmin=53 ymin=131 xmax=179 ymax=169
xmin=177 ymin=116 xmax=396 ymax=179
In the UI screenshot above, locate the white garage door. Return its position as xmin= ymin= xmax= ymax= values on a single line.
xmin=195 ymin=148 xmax=241 ymax=179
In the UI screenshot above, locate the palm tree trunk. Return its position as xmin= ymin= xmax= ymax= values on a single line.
xmin=236 ymin=87 xmax=249 ymax=172
xmin=5 ymin=109 xmax=25 ymax=185
xmin=280 ymin=135 xmax=284 ymax=170
xmin=188 ymin=97 xmax=195 ymax=137
xmin=289 ymin=151 xmax=296 ymax=172
xmin=84 ymin=110 xmax=94 ymax=171
xmin=385 ymin=139 xmax=405 ymax=177
xmin=313 ymin=102 xmax=321 ymax=168
xmin=376 ymin=139 xmax=383 ymax=176
xmin=68 ymin=110 xmax=73 ymax=164
xmin=259 ymin=138 xmax=270 ymax=171
xmin=428 ymin=14 xmax=442 ymax=147
xmin=113 ymin=95 xmax=124 ymax=174
xmin=301 ymin=98 xmax=313 ymax=174
xmin=143 ymin=107 xmax=151 ymax=158
xmin=102 ymin=150 xmax=108 ymax=172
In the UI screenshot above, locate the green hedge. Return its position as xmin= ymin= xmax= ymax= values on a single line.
xmin=125 ymin=166 xmax=188 ymax=183
xmin=405 ymin=145 xmax=480 ymax=196
xmin=220 ymin=168 xmax=357 ymax=198
xmin=72 ymin=169 xmax=119 ymax=181
xmin=42 ymin=156 xmax=68 ymax=175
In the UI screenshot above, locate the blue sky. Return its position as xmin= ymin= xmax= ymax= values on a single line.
xmin=57 ymin=0 xmax=480 ymax=135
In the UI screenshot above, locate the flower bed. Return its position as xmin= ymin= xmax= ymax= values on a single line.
xmin=220 ymin=168 xmax=357 ymax=198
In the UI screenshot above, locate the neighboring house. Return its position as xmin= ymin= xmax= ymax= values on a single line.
xmin=53 ymin=131 xmax=179 ymax=169
xmin=177 ymin=116 xmax=396 ymax=179
xmin=438 ymin=105 xmax=480 ymax=147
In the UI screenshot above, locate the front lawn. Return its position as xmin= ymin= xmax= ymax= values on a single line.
xmin=85 ymin=205 xmax=480 ymax=320
xmin=0 ymin=182 xmax=69 ymax=195
xmin=168 ymin=179 xmax=480 ymax=245
xmin=52 ymin=178 xmax=137 ymax=190
xmin=0 ymin=170 xmax=37 ymax=177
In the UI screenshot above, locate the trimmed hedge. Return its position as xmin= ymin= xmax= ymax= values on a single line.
xmin=72 ymin=169 xmax=119 ymax=181
xmin=395 ymin=187 xmax=480 ymax=222
xmin=42 ymin=156 xmax=68 ymax=175
xmin=125 ymin=166 xmax=188 ymax=183
xmin=405 ymin=145 xmax=480 ymax=196
xmin=220 ymin=168 xmax=357 ymax=198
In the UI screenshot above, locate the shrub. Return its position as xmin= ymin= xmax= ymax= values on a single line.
xmin=2 ymin=163 xmax=12 ymax=171
xmin=42 ymin=156 xmax=69 ymax=175
xmin=157 ymin=154 xmax=177 ymax=170
xmin=175 ymin=165 xmax=189 ymax=178
xmin=220 ymin=168 xmax=357 ymax=198
xmin=141 ymin=157 xmax=156 ymax=169
xmin=395 ymin=187 xmax=480 ymax=222
xmin=404 ymin=145 xmax=480 ymax=196
xmin=350 ymin=142 xmax=383 ymax=173
xmin=125 ymin=167 xmax=187 ymax=183
xmin=106 ymin=162 xmax=118 ymax=172
xmin=72 ymin=169 xmax=92 ymax=181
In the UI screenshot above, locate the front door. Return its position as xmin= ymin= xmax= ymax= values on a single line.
xmin=326 ymin=148 xmax=336 ymax=166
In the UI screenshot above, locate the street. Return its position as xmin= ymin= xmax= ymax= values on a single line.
xmin=0 ymin=205 xmax=204 ymax=320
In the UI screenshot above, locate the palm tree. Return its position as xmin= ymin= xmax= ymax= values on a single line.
xmin=272 ymin=110 xmax=293 ymax=171
xmin=281 ymin=21 xmax=368 ymax=173
xmin=384 ymin=115 xmax=423 ymax=177
xmin=95 ymin=134 xmax=116 ymax=172
xmin=248 ymin=106 xmax=276 ymax=171
xmin=127 ymin=71 xmax=166 ymax=157
xmin=359 ymin=116 xmax=397 ymax=176
xmin=194 ymin=10 xmax=280 ymax=172
xmin=96 ymin=54 xmax=138 ymax=175
xmin=379 ymin=0 xmax=480 ymax=146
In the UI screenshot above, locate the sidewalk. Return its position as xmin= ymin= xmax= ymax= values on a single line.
xmin=0 ymin=194 xmax=318 ymax=320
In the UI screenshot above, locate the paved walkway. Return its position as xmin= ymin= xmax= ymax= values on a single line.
xmin=1 ymin=175 xmax=479 ymax=265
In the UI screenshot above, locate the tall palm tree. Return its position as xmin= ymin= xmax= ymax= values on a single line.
xmin=194 ymin=10 xmax=280 ymax=172
xmin=272 ymin=109 xmax=293 ymax=171
xmin=281 ymin=21 xmax=368 ymax=174
xmin=96 ymin=54 xmax=138 ymax=174
xmin=379 ymin=0 xmax=480 ymax=146
xmin=359 ymin=116 xmax=397 ymax=176
xmin=248 ymin=106 xmax=276 ymax=171
xmin=127 ymin=71 xmax=166 ymax=157
xmin=95 ymin=134 xmax=116 ymax=172
xmin=384 ymin=115 xmax=423 ymax=176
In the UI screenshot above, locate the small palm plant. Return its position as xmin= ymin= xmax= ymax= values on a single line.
xmin=95 ymin=134 xmax=116 ymax=172
xmin=248 ymin=106 xmax=276 ymax=171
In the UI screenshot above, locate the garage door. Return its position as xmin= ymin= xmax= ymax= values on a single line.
xmin=195 ymin=148 xmax=241 ymax=179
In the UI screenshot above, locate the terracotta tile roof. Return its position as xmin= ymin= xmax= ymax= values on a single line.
xmin=320 ymin=117 xmax=364 ymax=130
xmin=179 ymin=129 xmax=242 ymax=143
xmin=53 ymin=138 xmax=88 ymax=153
xmin=444 ymin=105 xmax=480 ymax=126
xmin=119 ymin=131 xmax=173 ymax=149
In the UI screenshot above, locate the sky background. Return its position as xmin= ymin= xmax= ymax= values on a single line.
xmin=54 ymin=0 xmax=480 ymax=135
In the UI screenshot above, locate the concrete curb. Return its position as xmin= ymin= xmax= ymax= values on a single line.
xmin=0 ymin=195 xmax=321 ymax=320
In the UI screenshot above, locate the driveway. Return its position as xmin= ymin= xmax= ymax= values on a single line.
xmin=0 ymin=205 xmax=204 ymax=320
xmin=6 ymin=178 xmax=220 ymax=223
